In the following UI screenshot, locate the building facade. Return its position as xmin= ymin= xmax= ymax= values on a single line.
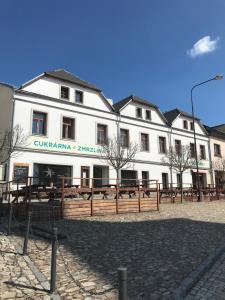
xmin=0 ymin=69 xmax=212 ymax=188
xmin=205 ymin=125 xmax=225 ymax=188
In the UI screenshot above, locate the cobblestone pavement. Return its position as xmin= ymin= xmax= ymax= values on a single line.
xmin=2 ymin=201 xmax=225 ymax=299
xmin=185 ymin=251 xmax=225 ymax=300
xmin=0 ymin=232 xmax=51 ymax=299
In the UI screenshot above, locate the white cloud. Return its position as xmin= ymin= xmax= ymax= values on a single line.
xmin=187 ymin=36 xmax=220 ymax=58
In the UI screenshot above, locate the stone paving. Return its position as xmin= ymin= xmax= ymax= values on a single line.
xmin=2 ymin=201 xmax=225 ymax=299
xmin=0 ymin=231 xmax=51 ymax=299
xmin=185 ymin=251 xmax=225 ymax=300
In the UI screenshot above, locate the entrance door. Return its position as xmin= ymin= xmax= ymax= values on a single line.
xmin=142 ymin=171 xmax=149 ymax=187
xmin=177 ymin=173 xmax=181 ymax=188
xmin=81 ymin=166 xmax=90 ymax=188
xmin=215 ymin=171 xmax=225 ymax=188
xmin=192 ymin=172 xmax=207 ymax=188
xmin=162 ymin=173 xmax=169 ymax=189
xmin=93 ymin=166 xmax=109 ymax=187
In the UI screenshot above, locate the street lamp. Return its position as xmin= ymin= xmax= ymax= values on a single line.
xmin=191 ymin=75 xmax=223 ymax=201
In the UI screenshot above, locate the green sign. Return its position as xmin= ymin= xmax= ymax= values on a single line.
xmin=31 ymin=138 xmax=105 ymax=154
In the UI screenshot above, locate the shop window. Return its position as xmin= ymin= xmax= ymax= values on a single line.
xmin=121 ymin=170 xmax=137 ymax=186
xmin=13 ymin=163 xmax=29 ymax=184
xmin=33 ymin=163 xmax=72 ymax=186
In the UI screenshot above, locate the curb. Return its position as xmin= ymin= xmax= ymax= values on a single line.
xmin=173 ymin=240 xmax=225 ymax=299
xmin=0 ymin=224 xmax=61 ymax=300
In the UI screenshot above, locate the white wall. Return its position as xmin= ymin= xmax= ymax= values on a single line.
xmin=13 ymin=97 xmax=117 ymax=151
xmin=23 ymin=77 xmax=112 ymax=112
xmin=9 ymin=81 xmax=212 ymax=186
xmin=173 ymin=115 xmax=206 ymax=135
xmin=121 ymin=102 xmax=165 ymax=125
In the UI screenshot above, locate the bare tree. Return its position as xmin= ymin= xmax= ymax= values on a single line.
xmin=0 ymin=125 xmax=26 ymax=165
xmin=162 ymin=145 xmax=199 ymax=200
xmin=100 ymin=137 xmax=139 ymax=182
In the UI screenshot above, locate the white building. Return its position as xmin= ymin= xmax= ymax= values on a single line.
xmin=0 ymin=69 xmax=211 ymax=188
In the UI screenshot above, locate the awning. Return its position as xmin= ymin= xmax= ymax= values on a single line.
xmin=191 ymin=169 xmax=208 ymax=174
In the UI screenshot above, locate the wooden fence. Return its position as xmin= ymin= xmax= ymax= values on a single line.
xmin=1 ymin=177 xmax=160 ymax=219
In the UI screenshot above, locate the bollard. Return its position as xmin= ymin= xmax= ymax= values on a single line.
xmin=51 ymin=206 xmax=55 ymax=230
xmin=23 ymin=211 xmax=32 ymax=256
xmin=7 ymin=203 xmax=13 ymax=236
xmin=50 ymin=227 xmax=58 ymax=293
xmin=118 ymin=267 xmax=127 ymax=300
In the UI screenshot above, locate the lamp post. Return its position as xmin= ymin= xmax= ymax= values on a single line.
xmin=191 ymin=75 xmax=223 ymax=201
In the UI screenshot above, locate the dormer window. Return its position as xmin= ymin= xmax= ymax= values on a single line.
xmin=146 ymin=110 xmax=151 ymax=121
xmin=136 ymin=107 xmax=142 ymax=119
xmin=75 ymin=90 xmax=83 ymax=104
xmin=61 ymin=86 xmax=70 ymax=100
xmin=183 ymin=120 xmax=188 ymax=129
xmin=190 ymin=122 xmax=194 ymax=131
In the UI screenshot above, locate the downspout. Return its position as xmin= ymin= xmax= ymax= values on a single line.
xmin=116 ymin=111 xmax=121 ymax=182
xmin=207 ymin=135 xmax=214 ymax=186
xmin=168 ymin=124 xmax=173 ymax=188
xmin=6 ymin=86 xmax=16 ymax=183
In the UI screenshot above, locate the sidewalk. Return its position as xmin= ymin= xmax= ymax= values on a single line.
xmin=0 ymin=231 xmax=51 ymax=300
xmin=185 ymin=251 xmax=225 ymax=300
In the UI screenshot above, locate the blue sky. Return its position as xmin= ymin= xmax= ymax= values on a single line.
xmin=0 ymin=0 xmax=225 ymax=126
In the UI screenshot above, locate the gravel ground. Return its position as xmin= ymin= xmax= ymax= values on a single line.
xmin=3 ymin=201 xmax=225 ymax=300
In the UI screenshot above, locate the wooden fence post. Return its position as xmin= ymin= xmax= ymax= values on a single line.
xmin=16 ymin=182 xmax=19 ymax=204
xmin=27 ymin=177 xmax=32 ymax=214
xmin=61 ymin=177 xmax=64 ymax=219
xmin=116 ymin=179 xmax=119 ymax=214
xmin=91 ymin=179 xmax=94 ymax=216
xmin=156 ymin=181 xmax=159 ymax=211
xmin=138 ymin=181 xmax=141 ymax=213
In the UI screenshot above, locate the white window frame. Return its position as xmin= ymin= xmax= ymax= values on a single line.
xmin=140 ymin=132 xmax=150 ymax=152
xmin=61 ymin=115 xmax=76 ymax=141
xmin=60 ymin=84 xmax=70 ymax=101
xmin=145 ymin=109 xmax=151 ymax=121
xmin=158 ymin=136 xmax=167 ymax=154
xmin=120 ymin=128 xmax=130 ymax=148
xmin=96 ymin=123 xmax=108 ymax=145
xmin=30 ymin=108 xmax=48 ymax=137
xmin=136 ymin=107 xmax=143 ymax=119
xmin=75 ymin=89 xmax=84 ymax=104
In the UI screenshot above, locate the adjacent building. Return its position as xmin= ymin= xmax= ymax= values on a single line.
xmin=164 ymin=109 xmax=211 ymax=188
xmin=205 ymin=124 xmax=225 ymax=188
xmin=0 ymin=69 xmax=213 ymax=188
